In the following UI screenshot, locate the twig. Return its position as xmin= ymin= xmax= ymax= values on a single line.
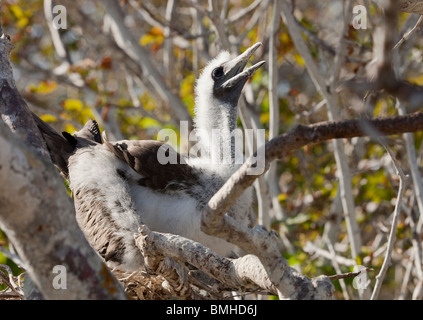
xmin=398 ymin=254 xmax=414 ymax=299
xmin=304 ymin=241 xmax=356 ymax=267
xmin=266 ymin=0 xmax=285 ymax=226
xmin=226 ymin=0 xmax=262 ymax=24
xmin=43 ymin=0 xmax=71 ymax=64
xmin=329 ymin=0 xmax=353 ymax=87
xmin=182 ymin=0 xmax=212 ymax=19
xmin=208 ymin=0 xmax=231 ymax=50
xmin=238 ymin=98 xmax=271 ymax=229
xmin=0 ymin=264 xmax=24 ymax=298
xmin=163 ymin=0 xmax=176 ymax=88
xmin=328 ymin=268 xmax=374 ymax=281
xmin=200 ymin=112 xmax=423 ymax=299
xmin=0 ymin=247 xmax=25 ymax=270
xmin=393 ymin=15 xmax=423 ymax=49
xmin=326 ymin=240 xmax=350 ymax=300
xmin=349 ymin=96 xmax=408 ymax=300
xmin=370 ymin=143 xmax=408 ymax=299
xmin=205 ymin=112 xmax=423 ymax=223
xmin=237 ymin=0 xmax=270 ymax=46
xmin=396 ymin=102 xmax=423 ymax=283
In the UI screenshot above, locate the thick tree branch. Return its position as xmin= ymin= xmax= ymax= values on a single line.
xmin=0 ymin=120 xmax=126 ymax=299
xmin=0 ymin=32 xmax=126 ymax=299
xmin=0 ymin=36 xmax=50 ymax=161
xmin=131 ymin=111 xmax=423 ymax=299
xmin=200 ymin=112 xmax=423 ymax=299
xmin=135 ymin=224 xmax=332 ymax=299
xmin=203 ymin=112 xmax=423 ymax=235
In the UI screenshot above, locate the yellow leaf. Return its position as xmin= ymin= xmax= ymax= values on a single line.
xmin=140 ymin=93 xmax=157 ymax=111
xmin=139 ymin=34 xmax=155 ymax=46
xmin=29 ymin=81 xmax=57 ymax=95
xmin=63 ymin=99 xmax=84 ymax=112
xmin=278 ymin=193 xmax=288 ymax=202
xmin=150 ymin=27 xmax=164 ymax=36
xmin=180 ymin=74 xmax=195 ymax=114
xmin=10 ymin=5 xmax=24 ymax=19
xmin=140 ymin=117 xmax=160 ymax=129
xmin=280 ymin=32 xmax=291 ymax=45
xmin=81 ymin=106 xmax=94 ymax=120
xmin=40 ymin=114 xmax=58 ymax=123
xmin=17 ymin=17 xmax=29 ymax=28
xmin=294 ymin=53 xmax=305 ymax=67
xmin=408 ymin=74 xmax=423 ymax=86
xmin=139 ymin=27 xmax=164 ymax=46
xmin=60 ymin=112 xmax=72 ymax=121
xmin=260 ymin=112 xmax=270 ymax=124
xmin=64 ymin=123 xmax=77 ymax=134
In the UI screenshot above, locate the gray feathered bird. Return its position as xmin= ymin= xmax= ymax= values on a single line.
xmin=35 ymin=43 xmax=264 ymax=271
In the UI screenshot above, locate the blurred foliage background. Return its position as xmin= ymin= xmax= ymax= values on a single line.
xmin=1 ymin=0 xmax=423 ymax=299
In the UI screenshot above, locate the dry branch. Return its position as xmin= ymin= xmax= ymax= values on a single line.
xmin=131 ymin=112 xmax=423 ymax=300
xmin=199 ymin=112 xmax=423 ymax=299
xmin=0 ymin=35 xmax=50 ymax=161
xmin=369 ymin=138 xmax=408 ymax=300
xmin=0 ymin=264 xmax=24 ymax=299
xmin=204 ymin=112 xmax=423 ymax=235
xmin=328 ymin=268 xmax=374 ymax=281
xmin=136 ymin=223 xmax=330 ymax=299
xmin=400 ymin=0 xmax=423 ymax=14
xmin=0 ymin=34 xmax=126 ymax=300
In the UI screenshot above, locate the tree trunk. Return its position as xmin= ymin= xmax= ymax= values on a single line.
xmin=0 ymin=34 xmax=126 ymax=300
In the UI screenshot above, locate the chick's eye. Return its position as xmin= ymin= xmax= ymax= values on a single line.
xmin=212 ymin=67 xmax=224 ymax=80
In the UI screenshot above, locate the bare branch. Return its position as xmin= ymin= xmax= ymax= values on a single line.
xmin=202 ymin=112 xmax=423 ymax=254
xmin=371 ymin=144 xmax=408 ymax=300
xmin=0 ymin=264 xmax=24 ymax=298
xmin=394 ymin=15 xmax=423 ymax=49
xmin=0 ymin=32 xmax=126 ymax=299
xmin=135 ymin=224 xmax=332 ymax=299
xmin=304 ymin=242 xmax=356 ymax=267
xmin=265 ymin=0 xmax=285 ymax=228
xmin=400 ymin=0 xmax=423 ymax=14
xmin=0 ymin=120 xmax=126 ymax=299
xmin=328 ymin=268 xmax=374 ymax=281
xmin=200 ymin=111 xmax=423 ymax=299
xmin=0 ymin=37 xmax=50 ymax=161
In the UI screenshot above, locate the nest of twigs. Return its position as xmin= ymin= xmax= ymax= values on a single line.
xmin=112 ymin=267 xmax=246 ymax=300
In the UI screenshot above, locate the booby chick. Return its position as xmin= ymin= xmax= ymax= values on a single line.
xmin=35 ymin=43 xmax=265 ymax=272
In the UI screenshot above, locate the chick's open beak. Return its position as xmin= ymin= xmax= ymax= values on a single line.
xmin=218 ymin=42 xmax=265 ymax=93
